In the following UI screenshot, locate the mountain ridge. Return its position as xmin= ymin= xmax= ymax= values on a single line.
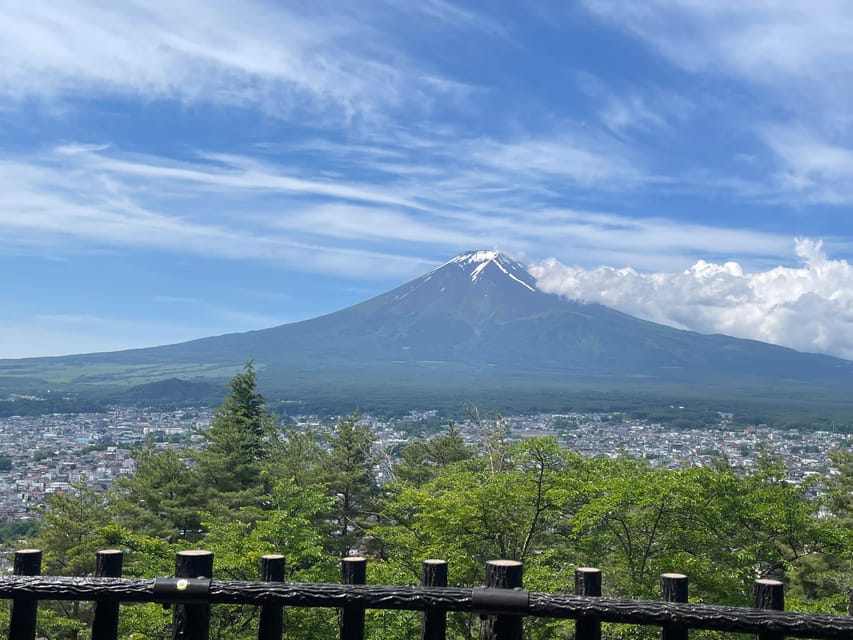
xmin=1 ymin=250 xmax=851 ymax=413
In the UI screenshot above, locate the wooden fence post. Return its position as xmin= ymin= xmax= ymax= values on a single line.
xmin=172 ymin=550 xmax=213 ymax=640
xmin=9 ymin=549 xmax=41 ymax=640
xmin=754 ymin=578 xmax=784 ymax=640
xmin=258 ymin=554 xmax=285 ymax=640
xmin=575 ymin=567 xmax=602 ymax=640
xmin=660 ymin=573 xmax=688 ymax=640
xmin=421 ymin=559 xmax=448 ymax=640
xmin=92 ymin=549 xmax=123 ymax=640
xmin=481 ymin=560 xmax=523 ymax=640
xmin=340 ymin=557 xmax=367 ymax=640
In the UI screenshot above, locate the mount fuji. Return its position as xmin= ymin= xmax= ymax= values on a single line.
xmin=2 ymin=250 xmax=852 ymax=412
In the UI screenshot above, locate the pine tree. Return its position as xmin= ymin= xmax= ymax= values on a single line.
xmin=321 ymin=412 xmax=377 ymax=556
xmin=112 ymin=444 xmax=204 ymax=540
xmin=194 ymin=362 xmax=276 ymax=516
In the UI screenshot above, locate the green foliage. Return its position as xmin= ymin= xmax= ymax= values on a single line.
xmin=18 ymin=370 xmax=853 ymax=639
xmin=0 ymin=396 xmax=106 ymax=417
xmin=379 ymin=437 xmax=586 ymax=592
xmin=389 ymin=422 xmax=473 ymax=487
xmin=0 ymin=519 xmax=38 ymax=545
xmin=320 ymin=412 xmax=378 ymax=556
xmin=112 ymin=444 xmax=203 ymax=541
xmin=36 ymin=480 xmax=113 ymax=576
xmin=194 ymin=362 xmax=276 ymax=516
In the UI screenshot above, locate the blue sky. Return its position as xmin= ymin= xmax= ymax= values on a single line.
xmin=4 ymin=1 xmax=853 ymax=359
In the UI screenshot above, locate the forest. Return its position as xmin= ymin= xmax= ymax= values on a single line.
xmin=5 ymin=364 xmax=852 ymax=639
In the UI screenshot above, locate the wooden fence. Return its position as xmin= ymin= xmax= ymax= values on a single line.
xmin=1 ymin=549 xmax=852 ymax=640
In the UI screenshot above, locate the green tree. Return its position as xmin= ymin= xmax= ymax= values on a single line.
xmin=390 ymin=423 xmax=474 ymax=487
xmin=112 ymin=444 xmax=203 ymax=541
xmin=194 ymin=362 xmax=276 ymax=516
xmin=34 ymin=481 xmax=115 ymax=639
xmin=199 ymin=479 xmax=338 ymax=640
xmin=268 ymin=423 xmax=327 ymax=489
xmin=37 ymin=481 xmax=112 ymax=576
xmin=379 ymin=438 xmax=583 ymax=583
xmin=787 ymin=449 xmax=853 ymax=611
xmin=321 ymin=413 xmax=378 ymax=556
xmin=826 ymin=448 xmax=853 ymax=525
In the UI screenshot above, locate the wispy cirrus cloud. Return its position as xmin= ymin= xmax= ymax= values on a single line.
xmin=758 ymin=127 xmax=853 ymax=205
xmin=0 ymin=151 xmax=436 ymax=279
xmin=0 ymin=141 xmax=796 ymax=277
xmin=581 ymin=1 xmax=853 ymax=92
xmin=467 ymin=135 xmax=653 ymax=188
xmin=581 ymin=1 xmax=853 ymax=204
xmin=0 ymin=0 xmax=473 ymax=121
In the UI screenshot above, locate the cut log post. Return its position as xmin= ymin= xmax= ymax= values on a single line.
xmin=481 ymin=560 xmax=524 ymax=640
xmin=171 ymin=550 xmax=213 ymax=640
xmin=421 ymin=559 xmax=448 ymax=640
xmin=575 ymin=567 xmax=602 ymax=640
xmin=660 ymin=573 xmax=688 ymax=640
xmin=92 ymin=549 xmax=124 ymax=640
xmin=258 ymin=554 xmax=285 ymax=640
xmin=340 ymin=557 xmax=367 ymax=640
xmin=9 ymin=549 xmax=41 ymax=640
xmin=755 ymin=578 xmax=784 ymax=640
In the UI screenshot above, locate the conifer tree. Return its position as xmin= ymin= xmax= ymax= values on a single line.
xmin=194 ymin=362 xmax=276 ymax=516
xmin=112 ymin=444 xmax=203 ymax=540
xmin=321 ymin=412 xmax=377 ymax=556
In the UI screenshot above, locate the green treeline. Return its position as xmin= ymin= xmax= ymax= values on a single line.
xmin=13 ymin=365 xmax=853 ymax=639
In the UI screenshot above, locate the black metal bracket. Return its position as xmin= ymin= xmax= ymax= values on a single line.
xmin=472 ymin=587 xmax=529 ymax=614
xmin=153 ymin=578 xmax=212 ymax=603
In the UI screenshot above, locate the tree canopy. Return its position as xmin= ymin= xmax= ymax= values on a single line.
xmin=19 ymin=367 xmax=853 ymax=639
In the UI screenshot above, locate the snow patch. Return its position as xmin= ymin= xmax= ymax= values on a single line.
xmin=449 ymin=250 xmax=500 ymax=266
xmin=430 ymin=250 xmax=537 ymax=292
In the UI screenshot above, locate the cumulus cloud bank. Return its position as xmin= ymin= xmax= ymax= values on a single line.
xmin=530 ymin=239 xmax=853 ymax=360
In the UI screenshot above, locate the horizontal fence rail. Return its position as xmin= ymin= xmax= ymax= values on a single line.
xmin=1 ymin=550 xmax=852 ymax=640
xmin=1 ymin=577 xmax=853 ymax=638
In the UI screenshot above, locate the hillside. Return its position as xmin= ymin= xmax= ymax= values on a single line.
xmin=2 ymin=251 xmax=852 ymax=416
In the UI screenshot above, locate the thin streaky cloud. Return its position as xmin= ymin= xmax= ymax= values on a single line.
xmin=269 ymin=204 xmax=476 ymax=246
xmin=0 ymin=0 xmax=472 ymax=120
xmin=580 ymin=2 xmax=853 ymax=204
xmin=0 ymin=142 xmax=798 ymax=277
xmin=759 ymin=126 xmax=853 ymax=205
xmin=74 ymin=149 xmax=425 ymax=211
xmin=0 ymin=157 xmax=435 ymax=278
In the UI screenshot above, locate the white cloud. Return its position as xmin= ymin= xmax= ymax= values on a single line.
xmin=581 ymin=1 xmax=853 ymax=202
xmin=582 ymin=1 xmax=853 ymax=90
xmin=0 ymin=141 xmax=798 ymax=277
xmin=531 ymin=238 xmax=853 ymax=359
xmin=469 ymin=136 xmax=652 ymax=188
xmin=0 ymin=0 xmax=469 ymax=121
xmin=269 ymin=203 xmax=474 ymax=246
xmin=0 ymin=151 xmax=436 ymax=279
xmin=759 ymin=127 xmax=853 ymax=204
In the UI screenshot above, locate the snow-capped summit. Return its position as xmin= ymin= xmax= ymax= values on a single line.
xmin=447 ymin=249 xmax=501 ymax=265
xmin=10 ymin=249 xmax=853 ymax=410
xmin=438 ymin=250 xmax=537 ymax=292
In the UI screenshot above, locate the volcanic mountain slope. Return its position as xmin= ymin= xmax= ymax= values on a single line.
xmin=2 ymin=250 xmax=852 ymax=403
